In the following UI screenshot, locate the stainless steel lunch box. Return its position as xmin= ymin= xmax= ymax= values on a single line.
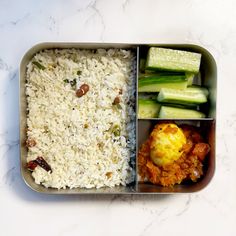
xmin=20 ymin=43 xmax=217 ymax=194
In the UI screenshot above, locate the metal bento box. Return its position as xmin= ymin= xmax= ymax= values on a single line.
xmin=20 ymin=43 xmax=217 ymax=194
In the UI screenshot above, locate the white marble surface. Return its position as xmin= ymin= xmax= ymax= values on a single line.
xmin=0 ymin=0 xmax=235 ymax=235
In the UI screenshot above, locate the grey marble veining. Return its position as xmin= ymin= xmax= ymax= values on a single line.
xmin=0 ymin=0 xmax=236 ymax=235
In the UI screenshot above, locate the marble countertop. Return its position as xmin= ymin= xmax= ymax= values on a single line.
xmin=0 ymin=0 xmax=235 ymax=235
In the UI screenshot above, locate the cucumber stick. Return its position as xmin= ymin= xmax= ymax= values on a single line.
xmin=187 ymin=85 xmax=209 ymax=97
xmin=146 ymin=47 xmax=201 ymax=73
xmin=186 ymin=72 xmax=195 ymax=86
xmin=157 ymin=87 xmax=208 ymax=105
xmin=158 ymin=106 xmax=206 ymax=119
xmin=160 ymin=102 xmax=198 ymax=109
xmin=138 ymin=99 xmax=161 ymax=118
xmin=138 ymin=74 xmax=187 ymax=92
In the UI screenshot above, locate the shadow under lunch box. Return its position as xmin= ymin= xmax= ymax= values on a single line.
xmin=20 ymin=43 xmax=217 ymax=194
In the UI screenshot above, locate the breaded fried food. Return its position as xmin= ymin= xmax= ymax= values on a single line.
xmin=150 ymin=123 xmax=186 ymax=166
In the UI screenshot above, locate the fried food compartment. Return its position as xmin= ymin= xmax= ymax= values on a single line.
xmin=137 ymin=120 xmax=215 ymax=193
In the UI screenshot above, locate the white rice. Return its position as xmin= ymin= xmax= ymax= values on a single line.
xmin=26 ymin=48 xmax=136 ymax=189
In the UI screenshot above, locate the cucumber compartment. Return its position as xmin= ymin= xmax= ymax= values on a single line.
xmin=137 ymin=44 xmax=216 ymax=119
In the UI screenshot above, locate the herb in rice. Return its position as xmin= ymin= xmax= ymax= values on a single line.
xmin=25 ymin=48 xmax=136 ymax=189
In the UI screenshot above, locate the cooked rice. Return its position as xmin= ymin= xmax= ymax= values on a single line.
xmin=26 ymin=48 xmax=136 ymax=189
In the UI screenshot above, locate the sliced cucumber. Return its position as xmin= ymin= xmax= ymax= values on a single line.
xmin=138 ymin=99 xmax=161 ymax=118
xmin=158 ymin=106 xmax=206 ymax=119
xmin=141 ymin=71 xmax=186 ymax=76
xmin=138 ymin=74 xmax=187 ymax=92
xmin=146 ymin=47 xmax=201 ymax=73
xmin=186 ymin=72 xmax=195 ymax=86
xmin=157 ymin=87 xmax=207 ymax=105
xmin=187 ymin=85 xmax=209 ymax=97
xmin=160 ymin=102 xmax=198 ymax=109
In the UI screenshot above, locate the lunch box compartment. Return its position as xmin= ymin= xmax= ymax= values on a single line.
xmin=136 ymin=119 xmax=215 ymax=193
xmin=20 ymin=43 xmax=138 ymax=194
xmin=138 ymin=44 xmax=217 ymax=119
